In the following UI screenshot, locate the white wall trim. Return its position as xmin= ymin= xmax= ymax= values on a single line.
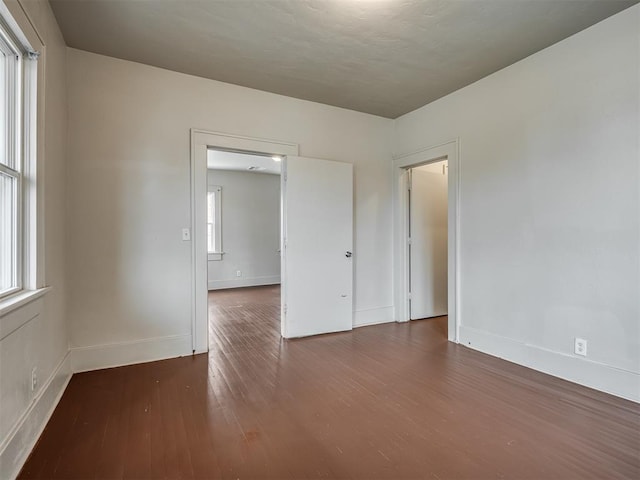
xmin=459 ymin=325 xmax=640 ymax=403
xmin=353 ymin=306 xmax=394 ymax=328
xmin=191 ymin=129 xmax=299 ymax=156
xmin=191 ymin=129 xmax=299 ymax=353
xmin=0 ymin=351 xmax=72 ymax=480
xmin=392 ymin=139 xmax=461 ymax=343
xmin=70 ymin=334 xmax=192 ymax=373
xmin=208 ymin=276 xmax=281 ymax=290
xmin=0 ymin=293 xmax=46 ymax=340
xmin=1 ymin=332 xmax=193 ymax=479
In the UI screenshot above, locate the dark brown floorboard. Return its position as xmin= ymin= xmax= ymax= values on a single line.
xmin=19 ymin=285 xmax=640 ymax=479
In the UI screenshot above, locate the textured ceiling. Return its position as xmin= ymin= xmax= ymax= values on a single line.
xmin=49 ymin=0 xmax=637 ymax=118
xmin=208 ymin=149 xmax=282 ymax=175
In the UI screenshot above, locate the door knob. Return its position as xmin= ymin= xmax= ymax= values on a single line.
xmin=345 ymin=251 xmax=352 ymax=258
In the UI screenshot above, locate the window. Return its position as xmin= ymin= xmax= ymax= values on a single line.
xmin=207 ymin=185 xmax=222 ymax=260
xmin=0 ymin=14 xmax=37 ymax=300
xmin=0 ymin=26 xmax=22 ymax=298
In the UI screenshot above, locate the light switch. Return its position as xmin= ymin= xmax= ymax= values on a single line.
xmin=182 ymin=228 xmax=191 ymax=241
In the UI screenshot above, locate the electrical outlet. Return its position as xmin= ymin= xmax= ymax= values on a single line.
xmin=182 ymin=228 xmax=191 ymax=241
xmin=31 ymin=367 xmax=37 ymax=391
xmin=574 ymin=338 xmax=588 ymax=356
xmin=236 ymin=270 xmax=242 ymax=277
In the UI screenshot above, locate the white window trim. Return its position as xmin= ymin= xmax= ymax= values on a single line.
xmin=0 ymin=159 xmax=22 ymax=299
xmin=0 ymin=2 xmax=42 ymax=306
xmin=0 ymin=285 xmax=49 ymax=318
xmin=207 ymin=185 xmax=223 ymax=261
xmin=0 ymin=22 xmax=23 ymax=299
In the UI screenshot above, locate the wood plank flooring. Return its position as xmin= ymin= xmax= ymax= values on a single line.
xmin=19 ymin=285 xmax=640 ymax=479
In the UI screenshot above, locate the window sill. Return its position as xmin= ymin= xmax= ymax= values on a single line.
xmin=0 ymin=287 xmax=51 ymax=318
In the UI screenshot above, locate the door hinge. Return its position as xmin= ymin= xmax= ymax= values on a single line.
xmin=407 ymin=237 xmax=412 ymax=245
xmin=284 ymin=304 xmax=287 ymax=315
xmin=408 ymin=292 xmax=412 ymax=300
xmin=407 ymin=170 xmax=412 ymax=190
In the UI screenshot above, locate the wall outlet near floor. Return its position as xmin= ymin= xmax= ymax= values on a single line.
xmin=574 ymin=338 xmax=588 ymax=356
xmin=236 ymin=270 xmax=242 ymax=277
xmin=31 ymin=367 xmax=38 ymax=391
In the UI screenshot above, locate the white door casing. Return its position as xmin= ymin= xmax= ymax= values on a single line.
xmin=393 ymin=140 xmax=460 ymax=342
xmin=190 ymin=129 xmax=298 ymax=353
xmin=282 ymin=156 xmax=354 ymax=338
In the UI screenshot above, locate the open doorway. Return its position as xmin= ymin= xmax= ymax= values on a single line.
xmin=393 ymin=140 xmax=459 ymax=343
xmin=206 ymin=149 xmax=282 ymax=350
xmin=407 ymin=160 xmax=448 ymax=330
xmin=191 ymin=129 xmax=354 ymax=352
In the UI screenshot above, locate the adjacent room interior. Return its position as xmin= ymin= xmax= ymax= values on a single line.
xmin=206 ymin=149 xmax=283 ymax=352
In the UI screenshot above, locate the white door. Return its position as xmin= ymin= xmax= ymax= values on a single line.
xmin=282 ymin=156 xmax=353 ymax=338
xmin=409 ymin=164 xmax=448 ymax=320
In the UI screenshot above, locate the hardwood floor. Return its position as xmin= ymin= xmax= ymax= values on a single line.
xmin=19 ymin=285 xmax=640 ymax=479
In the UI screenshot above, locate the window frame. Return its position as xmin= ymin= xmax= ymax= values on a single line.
xmin=207 ymin=185 xmax=222 ymax=261
xmin=0 ymin=162 xmax=22 ymax=299
xmin=0 ymin=24 xmax=23 ymax=299
xmin=0 ymin=7 xmax=39 ymax=302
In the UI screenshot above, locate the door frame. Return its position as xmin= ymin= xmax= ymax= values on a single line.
xmin=190 ymin=129 xmax=298 ymax=353
xmin=393 ymin=139 xmax=460 ymax=342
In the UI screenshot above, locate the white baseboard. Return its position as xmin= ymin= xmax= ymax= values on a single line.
xmin=208 ymin=275 xmax=280 ymax=290
xmin=71 ymin=334 xmax=193 ymax=373
xmin=0 ymin=351 xmax=72 ymax=480
xmin=459 ymin=325 xmax=640 ymax=403
xmin=353 ymin=306 xmax=395 ymax=328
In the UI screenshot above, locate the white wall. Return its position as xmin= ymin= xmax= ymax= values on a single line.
xmin=66 ymin=48 xmax=394 ymax=362
xmin=0 ymin=1 xmax=69 ymax=477
xmin=207 ymin=169 xmax=281 ymax=290
xmin=394 ymin=6 xmax=640 ymax=401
